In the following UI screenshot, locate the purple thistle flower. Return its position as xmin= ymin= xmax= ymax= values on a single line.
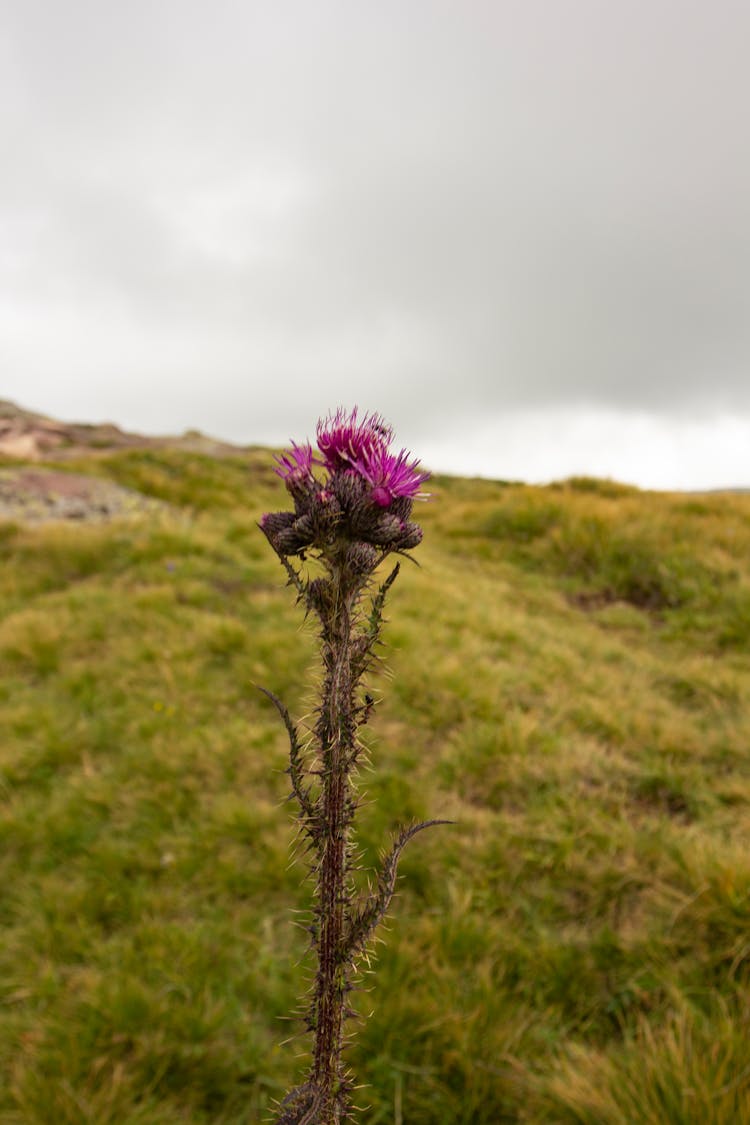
xmin=274 ymin=441 xmax=315 ymax=482
xmin=355 ymin=444 xmax=431 ymax=508
xmin=264 ymin=408 xmax=429 ymax=554
xmin=316 ymin=407 xmax=393 ymax=471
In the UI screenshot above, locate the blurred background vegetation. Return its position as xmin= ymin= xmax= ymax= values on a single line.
xmin=0 ymin=448 xmax=749 ymax=1123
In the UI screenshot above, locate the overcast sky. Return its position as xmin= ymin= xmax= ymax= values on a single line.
xmin=2 ymin=0 xmax=749 ymax=488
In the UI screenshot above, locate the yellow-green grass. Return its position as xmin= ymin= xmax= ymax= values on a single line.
xmin=0 ymin=450 xmax=749 ymax=1123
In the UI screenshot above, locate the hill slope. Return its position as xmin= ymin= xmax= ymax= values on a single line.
xmin=0 ymin=445 xmax=749 ymax=1123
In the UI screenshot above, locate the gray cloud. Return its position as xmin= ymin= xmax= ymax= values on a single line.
xmin=1 ymin=0 xmax=749 ymax=477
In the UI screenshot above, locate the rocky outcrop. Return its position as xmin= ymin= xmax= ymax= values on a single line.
xmin=0 ymin=399 xmax=246 ymax=461
xmin=0 ymin=467 xmax=162 ymax=523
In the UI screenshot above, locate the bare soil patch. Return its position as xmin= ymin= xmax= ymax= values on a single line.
xmin=0 ymin=467 xmax=162 ymax=523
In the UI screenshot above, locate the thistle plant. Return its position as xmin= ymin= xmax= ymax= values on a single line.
xmin=260 ymin=408 xmax=448 ymax=1125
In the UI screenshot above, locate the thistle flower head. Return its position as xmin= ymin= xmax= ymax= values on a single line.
xmin=263 ymin=407 xmax=429 ymax=558
xmin=355 ymin=444 xmax=430 ymax=508
xmin=316 ymin=407 xmax=393 ymax=471
xmin=274 ymin=441 xmax=315 ymax=483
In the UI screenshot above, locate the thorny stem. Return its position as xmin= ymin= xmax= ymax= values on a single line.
xmin=266 ymin=557 xmax=451 ymax=1125
xmin=311 ymin=562 xmax=355 ymax=1121
xmin=267 ymin=560 xmax=449 ymax=1125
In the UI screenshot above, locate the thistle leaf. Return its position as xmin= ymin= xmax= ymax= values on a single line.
xmin=275 ymin=1082 xmax=319 ymax=1125
xmin=344 ymin=819 xmax=453 ymax=959
xmin=257 ymin=686 xmax=316 ymax=819
xmin=351 ymin=563 xmax=401 ymax=682
xmin=366 ymin=563 xmax=400 ymax=643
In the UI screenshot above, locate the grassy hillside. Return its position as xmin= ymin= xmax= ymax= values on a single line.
xmin=0 ymin=449 xmax=749 ymax=1123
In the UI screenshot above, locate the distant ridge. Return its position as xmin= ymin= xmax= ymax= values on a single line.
xmin=0 ymin=399 xmax=248 ymax=461
xmin=698 ymin=486 xmax=750 ymax=494
xmin=0 ymin=400 xmax=747 ymax=492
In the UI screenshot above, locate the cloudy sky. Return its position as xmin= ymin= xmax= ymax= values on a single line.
xmin=2 ymin=0 xmax=749 ymax=488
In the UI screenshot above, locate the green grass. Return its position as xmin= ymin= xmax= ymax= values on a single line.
xmin=0 ymin=452 xmax=749 ymax=1122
